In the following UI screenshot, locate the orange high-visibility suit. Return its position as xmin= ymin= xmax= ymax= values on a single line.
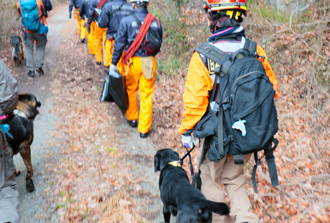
xmin=126 ymin=56 xmax=157 ymax=133
xmin=75 ymin=10 xmax=82 ymax=36
xmin=179 ymin=45 xmax=278 ymax=135
xmin=88 ymin=20 xmax=96 ymax=55
xmin=94 ymin=25 xmax=107 ymax=65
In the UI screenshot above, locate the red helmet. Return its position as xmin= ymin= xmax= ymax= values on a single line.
xmin=203 ymin=0 xmax=247 ymax=16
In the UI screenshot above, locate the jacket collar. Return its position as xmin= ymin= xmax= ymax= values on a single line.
xmin=134 ymin=8 xmax=148 ymax=13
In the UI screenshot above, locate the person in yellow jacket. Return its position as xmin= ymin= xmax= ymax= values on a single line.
xmin=179 ymin=0 xmax=278 ymax=222
xmin=69 ymin=0 xmax=83 ymax=40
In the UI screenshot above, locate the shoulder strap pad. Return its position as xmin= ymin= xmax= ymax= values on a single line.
xmin=195 ymin=43 xmax=227 ymax=66
xmin=243 ymin=38 xmax=257 ymax=56
xmin=195 ymin=43 xmax=232 ymax=76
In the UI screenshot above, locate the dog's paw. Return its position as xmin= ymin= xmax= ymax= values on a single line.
xmin=26 ymin=178 xmax=35 ymax=192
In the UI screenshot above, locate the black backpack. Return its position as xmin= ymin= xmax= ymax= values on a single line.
xmin=194 ymin=38 xmax=279 ymax=193
xmin=133 ymin=14 xmax=162 ymax=56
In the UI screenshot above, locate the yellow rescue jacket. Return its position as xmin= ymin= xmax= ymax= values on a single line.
xmin=179 ymin=45 xmax=278 ymax=135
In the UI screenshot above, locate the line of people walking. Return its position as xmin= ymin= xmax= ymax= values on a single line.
xmin=69 ymin=0 xmax=163 ymax=138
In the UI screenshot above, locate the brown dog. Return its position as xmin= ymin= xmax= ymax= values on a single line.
xmin=4 ymin=93 xmax=41 ymax=192
xmin=10 ymin=34 xmax=24 ymax=66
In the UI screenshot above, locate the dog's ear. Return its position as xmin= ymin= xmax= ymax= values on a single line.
xmin=18 ymin=94 xmax=30 ymax=102
xmin=154 ymin=152 xmax=161 ymax=172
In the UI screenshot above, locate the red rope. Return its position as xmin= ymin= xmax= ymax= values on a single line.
xmin=123 ymin=13 xmax=156 ymax=64
xmin=97 ymin=0 xmax=108 ymax=8
xmin=94 ymin=0 xmax=108 ymax=19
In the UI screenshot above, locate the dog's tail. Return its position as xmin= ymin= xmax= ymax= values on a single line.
xmin=202 ymin=200 xmax=230 ymax=215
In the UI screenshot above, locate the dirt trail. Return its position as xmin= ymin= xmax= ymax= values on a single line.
xmin=12 ymin=5 xmax=67 ymax=223
xmin=11 ymin=4 xmax=164 ymax=222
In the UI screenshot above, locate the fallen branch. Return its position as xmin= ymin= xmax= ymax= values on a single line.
xmin=278 ymin=174 xmax=330 ymax=188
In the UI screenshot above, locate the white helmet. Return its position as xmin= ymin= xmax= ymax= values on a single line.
xmin=130 ymin=0 xmax=149 ymax=2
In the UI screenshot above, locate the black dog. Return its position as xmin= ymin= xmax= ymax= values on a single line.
xmin=4 ymin=93 xmax=41 ymax=192
xmin=10 ymin=34 xmax=24 ymax=66
xmin=154 ymin=149 xmax=230 ymax=223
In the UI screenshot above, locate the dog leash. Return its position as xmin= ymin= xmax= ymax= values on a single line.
xmin=180 ymin=145 xmax=196 ymax=177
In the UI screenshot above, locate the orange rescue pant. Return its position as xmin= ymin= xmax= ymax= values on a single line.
xmin=102 ymin=31 xmax=109 ymax=67
xmin=125 ymin=56 xmax=157 ymax=133
xmin=94 ymin=25 xmax=106 ymax=64
xmin=80 ymin=19 xmax=87 ymax=40
xmin=88 ymin=21 xmax=96 ymax=55
xmin=105 ymin=38 xmax=115 ymax=66
xmin=74 ymin=10 xmax=81 ymax=36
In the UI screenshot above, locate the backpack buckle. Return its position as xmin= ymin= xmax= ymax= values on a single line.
xmin=234 ymin=154 xmax=244 ymax=165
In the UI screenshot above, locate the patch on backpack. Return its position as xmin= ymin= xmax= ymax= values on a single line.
xmin=207 ymin=58 xmax=220 ymax=74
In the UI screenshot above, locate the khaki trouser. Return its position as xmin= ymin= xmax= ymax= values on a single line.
xmin=198 ymin=139 xmax=259 ymax=223
xmin=0 ymin=130 xmax=20 ymax=223
xmin=25 ymin=31 xmax=47 ymax=72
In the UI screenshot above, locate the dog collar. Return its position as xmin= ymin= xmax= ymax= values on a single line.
xmin=0 ymin=114 xmax=8 ymax=120
xmin=168 ymin=161 xmax=182 ymax=168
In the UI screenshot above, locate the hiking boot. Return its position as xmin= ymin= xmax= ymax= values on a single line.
xmin=81 ymin=38 xmax=85 ymax=43
xmin=140 ymin=132 xmax=149 ymax=138
xmin=27 ymin=70 xmax=35 ymax=77
xmin=96 ymin=62 xmax=102 ymax=66
xmin=127 ymin=119 xmax=137 ymax=128
xmin=36 ymin=67 xmax=44 ymax=75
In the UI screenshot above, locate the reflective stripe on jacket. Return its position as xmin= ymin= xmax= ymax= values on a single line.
xmin=178 ymin=38 xmax=278 ymax=135
xmin=111 ymin=7 xmax=163 ymax=65
xmin=98 ymin=0 xmax=133 ymax=36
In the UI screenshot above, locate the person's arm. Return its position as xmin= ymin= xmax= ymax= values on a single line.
xmin=111 ymin=19 xmax=128 ymax=65
xmin=256 ymin=45 xmax=278 ymax=98
xmin=97 ymin=4 xmax=109 ymax=28
xmin=79 ymin=0 xmax=84 ymax=18
xmin=178 ymin=52 xmax=213 ymax=135
xmin=43 ymin=0 xmax=53 ymax=12
xmin=87 ymin=0 xmax=96 ymax=25
xmin=69 ymin=0 xmax=75 ymax=14
xmin=17 ymin=1 xmax=22 ymax=16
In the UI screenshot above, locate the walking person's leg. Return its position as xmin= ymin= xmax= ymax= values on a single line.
xmin=138 ymin=56 xmax=156 ymax=135
xmin=35 ymin=33 xmax=47 ymax=75
xmin=126 ymin=56 xmax=141 ymax=126
xmin=25 ymin=32 xmax=35 ymax=76
xmin=221 ymin=154 xmax=259 ymax=223
xmin=94 ymin=26 xmax=103 ymax=65
xmin=0 ymin=130 xmax=20 ymax=223
xmin=198 ymin=144 xmax=227 ymax=223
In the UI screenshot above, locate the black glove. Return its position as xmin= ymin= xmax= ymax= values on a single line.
xmin=87 ymin=24 xmax=91 ymax=34
xmin=69 ymin=13 xmax=72 ymax=19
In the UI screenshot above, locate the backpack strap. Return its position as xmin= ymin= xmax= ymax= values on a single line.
xmin=133 ymin=14 xmax=142 ymax=28
xmin=195 ymin=43 xmax=232 ymax=77
xmin=251 ymin=138 xmax=279 ymax=193
xmin=243 ymin=38 xmax=257 ymax=56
